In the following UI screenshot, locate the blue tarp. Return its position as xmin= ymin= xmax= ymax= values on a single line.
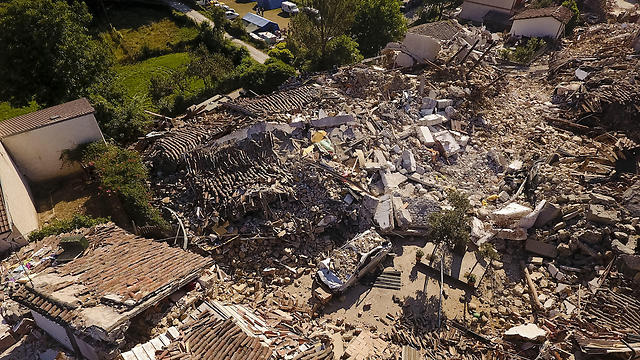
xmin=257 ymin=0 xmax=282 ymax=10
xmin=242 ymin=13 xmax=280 ymax=33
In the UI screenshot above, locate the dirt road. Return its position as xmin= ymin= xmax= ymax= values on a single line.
xmin=162 ymin=0 xmax=269 ymax=64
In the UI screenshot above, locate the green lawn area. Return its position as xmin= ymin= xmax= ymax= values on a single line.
xmin=97 ymin=4 xmax=199 ymax=63
xmin=114 ymin=52 xmax=204 ymax=108
xmin=0 ymin=101 xmax=40 ymax=121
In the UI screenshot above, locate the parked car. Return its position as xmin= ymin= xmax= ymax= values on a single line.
xmin=225 ymin=10 xmax=239 ymax=20
xmin=281 ymin=1 xmax=299 ymax=15
xmin=213 ymin=3 xmax=231 ymax=11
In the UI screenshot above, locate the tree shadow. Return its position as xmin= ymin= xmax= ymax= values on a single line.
xmin=399 ymin=289 xmax=444 ymax=334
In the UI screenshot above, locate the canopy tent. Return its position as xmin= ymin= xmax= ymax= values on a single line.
xmin=242 ymin=12 xmax=280 ymax=33
xmin=257 ymin=0 xmax=282 ymax=10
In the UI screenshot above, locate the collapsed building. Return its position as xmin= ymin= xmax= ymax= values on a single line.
xmin=2 ymin=12 xmax=640 ymax=360
xmin=5 ymin=224 xmax=212 ymax=359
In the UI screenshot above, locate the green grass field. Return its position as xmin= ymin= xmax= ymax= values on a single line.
xmin=114 ymin=52 xmax=204 ymax=108
xmin=0 ymin=101 xmax=40 ymax=121
xmin=98 ymin=4 xmax=199 ymax=63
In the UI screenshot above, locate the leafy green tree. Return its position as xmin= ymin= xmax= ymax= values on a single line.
xmin=418 ymin=0 xmax=463 ymax=23
xmin=264 ymin=60 xmax=296 ymax=92
xmin=322 ymin=35 xmax=364 ymax=69
xmin=188 ymin=44 xmax=233 ymax=90
xmin=83 ymin=142 xmax=166 ymax=228
xmin=236 ymin=58 xmax=296 ymax=94
xmin=428 ymin=189 xmax=471 ymax=254
xmin=0 ymin=0 xmax=111 ymax=107
xmin=289 ymin=0 xmax=359 ymax=70
xmin=351 ymin=0 xmax=407 ymax=57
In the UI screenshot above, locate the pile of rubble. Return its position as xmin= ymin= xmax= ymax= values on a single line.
xmin=550 ymin=23 xmax=640 ymax=141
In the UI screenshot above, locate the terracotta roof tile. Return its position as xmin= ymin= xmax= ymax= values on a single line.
xmin=156 ymin=316 xmax=272 ymax=360
xmin=0 ymin=98 xmax=95 ymax=138
xmin=9 ymin=223 xmax=213 ymax=335
xmin=512 ymin=6 xmax=573 ymax=23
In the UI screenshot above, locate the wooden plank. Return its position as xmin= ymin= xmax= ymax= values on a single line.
xmin=150 ymin=337 xmax=164 ymax=351
xmin=142 ymin=342 xmax=157 ymax=360
xmin=121 ymin=351 xmax=137 ymax=360
xmin=158 ymin=334 xmax=171 ymax=347
xmin=131 ymin=345 xmax=151 ymax=360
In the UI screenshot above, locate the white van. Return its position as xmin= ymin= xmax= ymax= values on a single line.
xmin=281 ymin=1 xmax=299 ymax=15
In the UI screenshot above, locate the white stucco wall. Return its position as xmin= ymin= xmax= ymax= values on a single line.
xmin=510 ymin=17 xmax=564 ymax=39
xmin=400 ymin=33 xmax=441 ymax=63
xmin=459 ymin=0 xmax=515 ymax=22
xmin=0 ymin=141 xmax=38 ymax=252
xmin=75 ymin=334 xmax=99 ymax=360
xmin=32 ymin=311 xmax=74 ymax=351
xmin=1 ymin=114 xmax=104 ymax=183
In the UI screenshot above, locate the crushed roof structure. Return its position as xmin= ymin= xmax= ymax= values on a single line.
xmin=0 ymin=98 xmax=95 ymax=138
xmin=8 ymin=223 xmax=212 ymax=355
xmin=223 ymin=84 xmax=327 ymax=118
xmin=0 ymin=186 xmax=10 ymax=234
xmin=407 ymin=20 xmax=463 ymax=41
xmin=153 ymin=300 xmax=333 ymax=360
xmin=512 ymin=6 xmax=574 ymax=23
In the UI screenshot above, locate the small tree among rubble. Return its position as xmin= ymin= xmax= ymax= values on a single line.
xmin=428 ymin=189 xmax=471 ymax=254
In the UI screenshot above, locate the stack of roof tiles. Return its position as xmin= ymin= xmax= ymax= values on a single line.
xmin=0 ymin=187 xmax=10 ymax=234
xmin=156 ymin=316 xmax=272 ymax=360
xmin=145 ymin=127 xmax=216 ymax=173
xmin=224 ymin=85 xmax=324 ymax=117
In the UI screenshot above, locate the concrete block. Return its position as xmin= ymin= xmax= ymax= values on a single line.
xmin=311 ymin=114 xmax=355 ymax=128
xmin=419 ymin=114 xmax=446 ymax=126
xmin=401 ymin=149 xmax=416 ymax=173
xmin=436 ymin=99 xmax=453 ymax=108
xmin=525 ymin=238 xmax=557 ymax=258
xmin=417 ymin=126 xmax=435 ymax=146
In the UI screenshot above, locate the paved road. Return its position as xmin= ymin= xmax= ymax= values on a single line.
xmin=163 ymin=0 xmax=269 ymax=64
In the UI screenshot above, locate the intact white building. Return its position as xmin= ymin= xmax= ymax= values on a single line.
xmin=0 ymin=98 xmax=104 ymax=183
xmin=459 ymin=0 xmax=523 ymax=23
xmin=0 ymin=98 xmax=105 ymax=253
xmin=510 ymin=6 xmax=573 ymax=39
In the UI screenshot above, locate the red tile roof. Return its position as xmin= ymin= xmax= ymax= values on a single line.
xmin=0 ymin=98 xmax=95 ymax=138
xmin=0 ymin=185 xmax=10 ymax=234
xmin=156 ymin=315 xmax=272 ymax=360
xmin=10 ymin=224 xmax=213 ymax=337
xmin=512 ymin=6 xmax=573 ymax=23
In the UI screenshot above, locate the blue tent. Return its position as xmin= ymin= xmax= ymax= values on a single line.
xmin=242 ymin=13 xmax=280 ymax=33
xmin=257 ymin=0 xmax=282 ymax=10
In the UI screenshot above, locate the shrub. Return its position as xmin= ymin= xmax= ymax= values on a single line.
xmin=29 ymin=215 xmax=109 ymax=242
xmin=464 ymin=272 xmax=477 ymax=284
xmin=428 ymin=189 xmax=471 ymax=253
xmin=88 ymin=76 xmax=151 ymax=144
xmin=267 ymin=43 xmax=295 ymax=65
xmin=500 ymin=37 xmax=545 ymax=64
xmin=320 ymin=35 xmax=363 ymax=69
xmin=225 ymin=17 xmax=247 ymax=39
xmin=416 ymin=249 xmax=424 ymax=259
xmin=82 ymin=142 xmax=166 ymax=228
xmin=149 ymin=72 xmax=176 ymax=101
xmin=234 ymin=58 xmax=296 ymax=94
xmin=477 ymin=242 xmax=499 ymax=261
xmin=561 ymin=0 xmax=579 ymax=34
